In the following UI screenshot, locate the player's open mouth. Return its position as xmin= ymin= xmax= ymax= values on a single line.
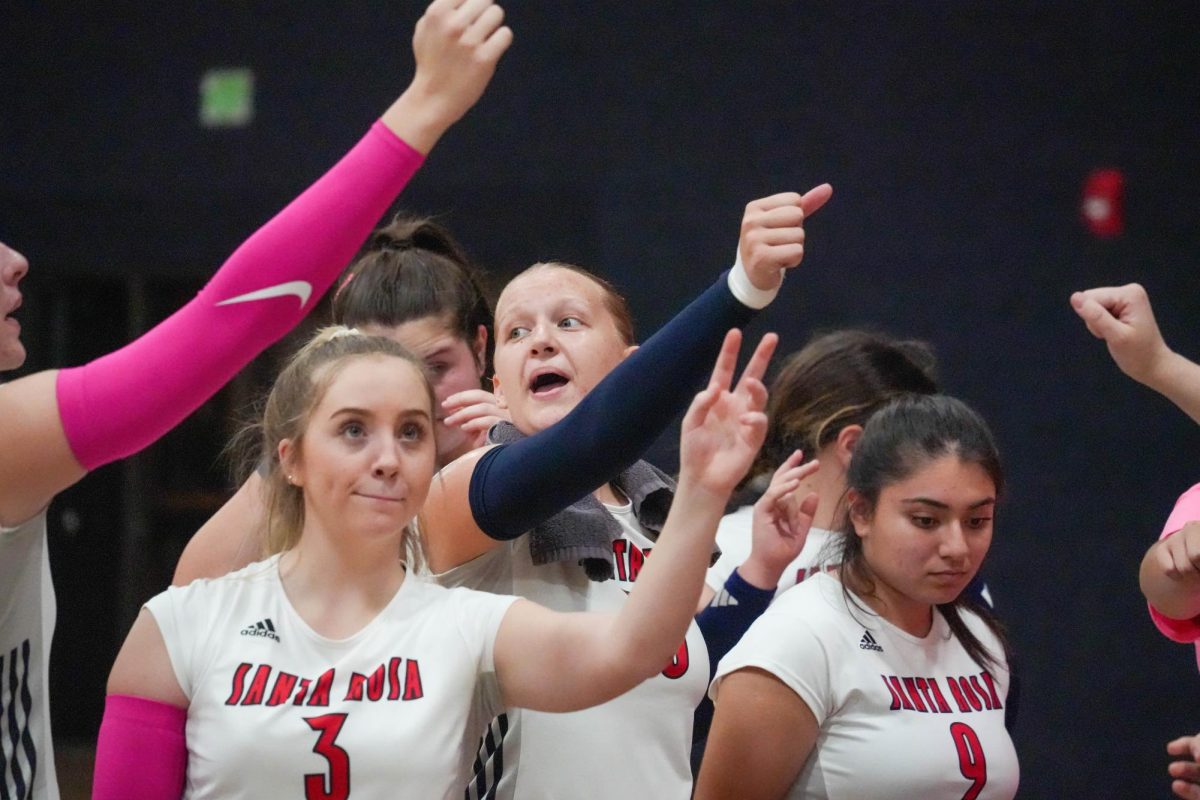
xmin=529 ymin=370 xmax=569 ymax=396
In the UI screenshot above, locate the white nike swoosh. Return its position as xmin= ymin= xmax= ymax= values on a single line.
xmin=216 ymin=280 xmax=313 ymax=309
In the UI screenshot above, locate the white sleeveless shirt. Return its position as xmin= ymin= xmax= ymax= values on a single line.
xmin=0 ymin=510 xmax=59 ymax=800
xmin=713 ymin=573 xmax=1019 ymax=799
xmin=148 ymin=556 xmax=517 ymax=799
xmin=436 ymin=502 xmax=707 ymax=800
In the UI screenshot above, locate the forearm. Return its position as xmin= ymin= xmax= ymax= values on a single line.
xmin=93 ymin=694 xmax=187 ymax=800
xmin=695 ymin=569 xmax=775 ymax=677
xmin=380 ymin=85 xmax=458 ymax=155
xmin=1141 ymin=539 xmax=1200 ymax=620
xmin=56 ymin=122 xmax=423 ymax=471
xmin=1144 ymin=351 xmax=1200 ymax=425
xmin=691 ymin=568 xmax=776 ymax=752
xmin=470 ymin=273 xmax=756 ymax=538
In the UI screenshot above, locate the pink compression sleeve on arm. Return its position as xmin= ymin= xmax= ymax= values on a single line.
xmin=1147 ymin=482 xmax=1200 ymax=644
xmin=56 ymin=121 xmax=422 ymax=470
xmin=93 ymin=694 xmax=187 ymax=799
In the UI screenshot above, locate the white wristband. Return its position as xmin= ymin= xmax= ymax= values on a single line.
xmin=727 ymin=249 xmax=782 ymax=310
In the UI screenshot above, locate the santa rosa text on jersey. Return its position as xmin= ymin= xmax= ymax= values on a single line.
xmin=224 ymin=658 xmax=425 ymax=707
xmin=882 ymin=670 xmax=1002 ymax=714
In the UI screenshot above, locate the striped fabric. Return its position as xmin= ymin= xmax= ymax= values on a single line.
xmin=465 ymin=713 xmax=508 ymax=800
xmin=0 ymin=639 xmax=38 ymax=800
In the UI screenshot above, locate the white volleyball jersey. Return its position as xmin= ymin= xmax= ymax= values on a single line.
xmin=705 ymin=505 xmax=835 ymax=598
xmin=147 ymin=556 xmax=517 ymax=800
xmin=712 ymin=573 xmax=1018 ymax=800
xmin=435 ymin=501 xmax=707 ymax=800
xmin=0 ymin=510 xmax=59 ymax=800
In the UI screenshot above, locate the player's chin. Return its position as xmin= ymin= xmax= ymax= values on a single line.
xmin=0 ymin=340 xmax=27 ymax=371
xmin=925 ymin=571 xmax=972 ymax=602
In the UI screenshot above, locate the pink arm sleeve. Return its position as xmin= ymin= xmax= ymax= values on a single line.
xmin=56 ymin=121 xmax=423 ymax=470
xmin=1147 ymin=482 xmax=1200 ymax=642
xmin=93 ymin=694 xmax=187 ymax=799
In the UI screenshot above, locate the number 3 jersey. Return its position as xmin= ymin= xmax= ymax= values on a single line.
xmin=711 ymin=572 xmax=1018 ymax=800
xmin=146 ymin=556 xmax=517 ymax=800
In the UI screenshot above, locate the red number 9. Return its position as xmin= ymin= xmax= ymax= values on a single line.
xmin=950 ymin=721 xmax=987 ymax=800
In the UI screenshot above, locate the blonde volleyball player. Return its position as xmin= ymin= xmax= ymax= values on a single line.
xmin=94 ymin=323 xmax=772 ymax=798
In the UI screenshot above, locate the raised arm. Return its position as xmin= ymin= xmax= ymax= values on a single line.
xmin=1071 ymin=283 xmax=1200 ymax=424
xmin=492 ymin=330 xmax=772 ymax=711
xmin=424 ymin=188 xmax=832 ymax=570
xmin=0 ymin=0 xmax=511 ymax=528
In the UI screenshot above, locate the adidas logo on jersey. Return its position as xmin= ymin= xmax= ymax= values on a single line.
xmin=859 ymin=630 xmax=883 ymax=652
xmin=241 ymin=618 xmax=280 ymax=643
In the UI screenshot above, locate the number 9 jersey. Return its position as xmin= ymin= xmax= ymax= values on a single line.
xmin=710 ymin=572 xmax=1018 ymax=800
xmin=146 ymin=556 xmax=518 ymax=799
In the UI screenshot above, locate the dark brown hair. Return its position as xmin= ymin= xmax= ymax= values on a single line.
xmin=838 ymin=393 xmax=1011 ymax=672
xmin=333 ymin=215 xmax=494 ymax=376
xmin=751 ymin=329 xmax=938 ymax=483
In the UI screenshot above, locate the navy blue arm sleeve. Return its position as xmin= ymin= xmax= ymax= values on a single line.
xmin=690 ymin=569 xmax=775 ymax=774
xmin=469 ymin=271 xmax=757 ymax=539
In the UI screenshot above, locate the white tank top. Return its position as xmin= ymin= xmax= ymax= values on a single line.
xmin=713 ymin=573 xmax=1019 ymax=799
xmin=436 ymin=502 xmax=707 ymax=800
xmin=148 ymin=556 xmax=517 ymax=799
xmin=0 ymin=510 xmax=60 ymax=800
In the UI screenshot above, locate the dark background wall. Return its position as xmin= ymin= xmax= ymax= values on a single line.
xmin=3 ymin=3 xmax=1199 ymax=796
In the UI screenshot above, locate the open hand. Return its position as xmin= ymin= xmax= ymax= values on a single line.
xmin=737 ymin=450 xmax=821 ymax=588
xmin=678 ymin=329 xmax=776 ymax=496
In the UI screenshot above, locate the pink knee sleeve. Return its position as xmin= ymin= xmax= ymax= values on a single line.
xmin=56 ymin=121 xmax=422 ymax=470
xmin=93 ymin=694 xmax=188 ymax=799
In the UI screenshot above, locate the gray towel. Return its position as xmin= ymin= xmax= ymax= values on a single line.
xmin=488 ymin=421 xmax=675 ymax=581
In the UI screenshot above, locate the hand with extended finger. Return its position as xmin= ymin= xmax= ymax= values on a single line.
xmin=737 ymin=450 xmax=821 ymax=590
xmin=1167 ymin=733 xmax=1200 ymax=799
xmin=738 ymin=186 xmax=833 ymax=292
xmin=1069 ymin=283 xmax=1172 ymax=386
xmin=677 ymin=330 xmax=776 ymax=497
xmin=384 ymin=0 xmax=513 ymax=152
xmin=442 ymin=388 xmax=511 ymax=446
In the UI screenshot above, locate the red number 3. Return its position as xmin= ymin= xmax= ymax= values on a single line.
xmin=950 ymin=721 xmax=987 ymax=800
xmin=305 ymin=713 xmax=351 ymax=800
